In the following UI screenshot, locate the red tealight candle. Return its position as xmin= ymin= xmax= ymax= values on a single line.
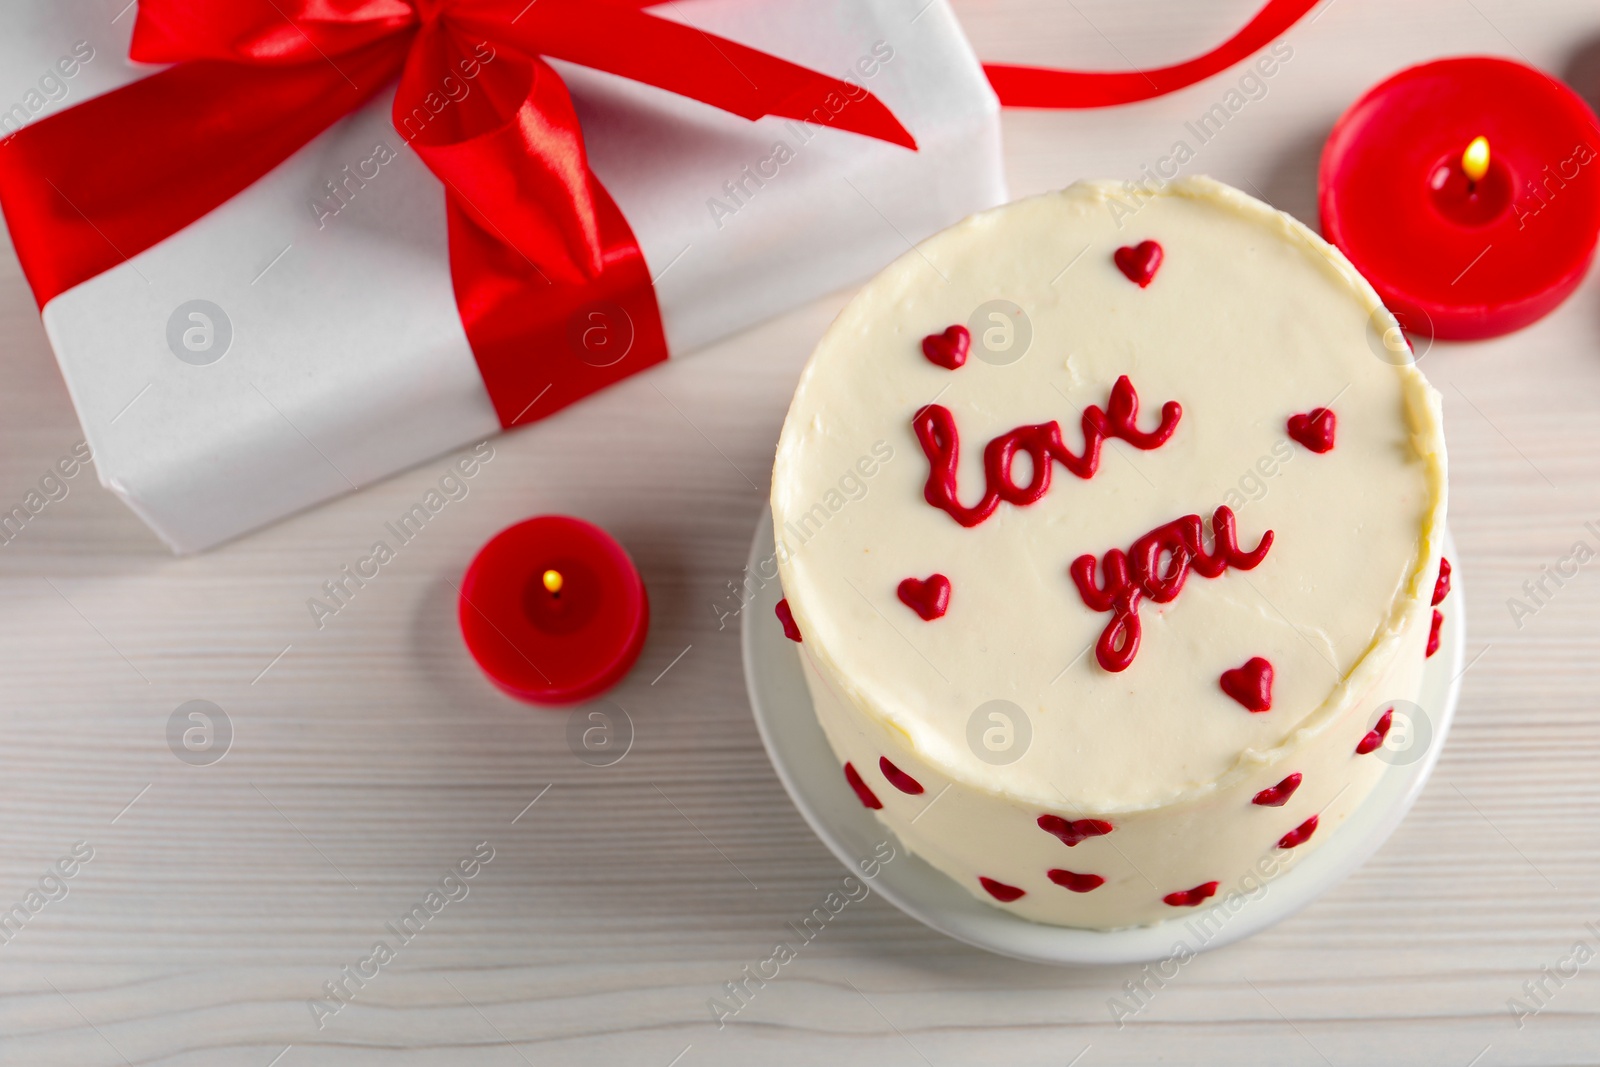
xmin=1320 ymin=56 xmax=1600 ymax=340
xmin=458 ymin=515 xmax=649 ymax=705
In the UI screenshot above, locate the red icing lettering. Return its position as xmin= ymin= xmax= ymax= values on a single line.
xmin=1427 ymin=609 xmax=1443 ymax=658
xmin=979 ymin=876 xmax=1026 ymax=903
xmin=1038 ymin=814 xmax=1113 ymax=847
xmin=1163 ymin=881 xmax=1219 ymax=907
xmin=913 ymin=376 xmax=1181 ymax=527
xmin=1287 ymin=408 xmax=1337 ymax=453
xmin=1356 ymin=707 xmax=1394 ymax=755
xmin=922 ymin=324 xmax=970 ymax=370
xmin=897 ymin=574 xmax=951 ymax=621
xmin=1432 ymin=557 xmax=1452 ymax=606
xmin=775 ymin=598 xmax=801 ymax=642
xmin=1047 ymin=868 xmax=1106 ymax=893
xmin=1277 ymin=814 xmax=1319 ymax=850
xmin=879 ymin=756 xmax=924 ymax=795
xmin=1220 ymin=657 xmax=1274 ymax=712
xmin=1071 ymin=506 xmax=1273 ymax=672
xmin=1252 ymin=773 xmax=1302 ymax=807
xmin=1114 ymin=240 xmax=1163 ymax=287
xmin=843 ymin=762 xmax=881 ymax=809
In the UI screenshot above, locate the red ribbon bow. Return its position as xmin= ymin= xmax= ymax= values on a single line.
xmin=0 ymin=0 xmax=916 ymax=425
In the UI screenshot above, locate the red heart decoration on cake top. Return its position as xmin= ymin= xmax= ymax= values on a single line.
xmin=1277 ymin=814 xmax=1319 ymax=850
xmin=1037 ymin=814 xmax=1114 ymax=847
xmin=843 ymin=761 xmax=881 ymax=809
xmin=879 ymin=756 xmax=925 ymax=795
xmin=1356 ymin=707 xmax=1394 ymax=755
xmin=774 ymin=598 xmax=802 ymax=642
xmin=1046 ymin=868 xmax=1106 ymax=893
xmin=897 ymin=574 xmax=951 ymax=621
xmin=1163 ymin=881 xmax=1219 ymax=908
xmin=921 ymin=324 xmax=970 ymax=370
xmin=1251 ymin=772 xmax=1302 ymax=807
xmin=1432 ymin=557 xmax=1452 ymax=606
xmin=1220 ymin=657 xmax=1274 ymax=712
xmin=1113 ymin=240 xmax=1163 ymax=287
xmin=979 ymin=876 xmax=1026 ymax=902
xmin=1287 ymin=407 xmax=1337 ymax=453
xmin=1427 ymin=609 xmax=1443 ymax=658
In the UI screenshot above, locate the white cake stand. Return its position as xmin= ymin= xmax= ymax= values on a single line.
xmin=741 ymin=511 xmax=1464 ymax=965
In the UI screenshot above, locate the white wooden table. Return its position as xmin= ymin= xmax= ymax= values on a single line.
xmin=5 ymin=1 xmax=1600 ymax=1063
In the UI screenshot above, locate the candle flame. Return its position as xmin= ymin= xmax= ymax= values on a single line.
xmin=1462 ymin=136 xmax=1490 ymax=183
xmin=542 ymin=569 xmax=564 ymax=594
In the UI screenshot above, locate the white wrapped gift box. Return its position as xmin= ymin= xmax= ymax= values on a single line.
xmin=1 ymin=0 xmax=1004 ymax=551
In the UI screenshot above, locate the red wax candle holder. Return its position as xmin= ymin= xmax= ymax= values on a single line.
xmin=1320 ymin=56 xmax=1600 ymax=340
xmin=459 ymin=515 xmax=649 ymax=705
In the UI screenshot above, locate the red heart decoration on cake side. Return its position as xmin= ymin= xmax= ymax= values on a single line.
xmin=1287 ymin=407 xmax=1337 ymax=453
xmin=1356 ymin=707 xmax=1394 ymax=755
xmin=1113 ymin=240 xmax=1163 ymax=287
xmin=1163 ymin=881 xmax=1219 ymax=908
xmin=1037 ymin=814 xmax=1114 ymax=847
xmin=921 ymin=324 xmax=970 ymax=370
xmin=979 ymin=876 xmax=1026 ymax=903
xmin=1046 ymin=868 xmax=1106 ymax=893
xmin=1277 ymin=814 xmax=1319 ymax=850
xmin=879 ymin=756 xmax=925 ymax=795
xmin=843 ymin=761 xmax=881 ymax=809
xmin=1251 ymin=772 xmax=1302 ymax=807
xmin=1220 ymin=656 xmax=1274 ymax=712
xmin=1427 ymin=609 xmax=1443 ymax=658
xmin=1432 ymin=557 xmax=1452 ymax=606
xmin=897 ymin=573 xmax=951 ymax=621
xmin=774 ymin=598 xmax=802 ymax=642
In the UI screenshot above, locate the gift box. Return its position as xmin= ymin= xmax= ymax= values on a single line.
xmin=0 ymin=0 xmax=1005 ymax=552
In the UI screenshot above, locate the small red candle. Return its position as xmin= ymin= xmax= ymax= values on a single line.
xmin=1320 ymin=56 xmax=1600 ymax=340
xmin=458 ymin=515 xmax=649 ymax=705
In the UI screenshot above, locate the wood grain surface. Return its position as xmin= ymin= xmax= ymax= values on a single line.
xmin=4 ymin=0 xmax=1600 ymax=1063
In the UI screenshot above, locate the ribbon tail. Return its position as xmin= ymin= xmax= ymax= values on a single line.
xmin=0 ymin=38 xmax=409 ymax=307
xmin=449 ymin=173 xmax=667 ymax=430
xmin=130 ymin=0 xmax=416 ymax=64
xmin=984 ymin=0 xmax=1319 ymax=108
xmin=456 ymin=0 xmax=916 ymax=149
xmin=398 ymin=31 xmax=605 ymax=284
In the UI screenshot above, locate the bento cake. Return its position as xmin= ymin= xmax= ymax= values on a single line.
xmin=770 ymin=177 xmax=1447 ymax=929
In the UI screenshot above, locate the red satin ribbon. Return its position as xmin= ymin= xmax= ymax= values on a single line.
xmin=0 ymin=0 xmax=915 ymax=426
xmin=0 ymin=0 xmax=1318 ymax=429
xmin=984 ymin=0 xmax=1322 ymax=108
